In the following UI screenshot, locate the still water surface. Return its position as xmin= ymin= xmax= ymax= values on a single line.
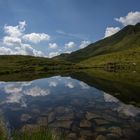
xmin=0 ymin=73 xmax=140 ymax=139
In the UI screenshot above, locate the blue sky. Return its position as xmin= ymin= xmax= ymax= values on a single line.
xmin=0 ymin=0 xmax=140 ymax=57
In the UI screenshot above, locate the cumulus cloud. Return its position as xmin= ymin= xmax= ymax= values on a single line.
xmin=5 ymin=85 xmax=22 ymax=94
xmin=64 ymin=50 xmax=71 ymax=54
xmin=115 ymin=11 xmax=140 ymax=26
xmin=104 ymin=11 xmax=140 ymax=38
xmin=65 ymin=82 xmax=75 ymax=88
xmin=79 ymin=81 xmax=90 ymax=89
xmin=0 ymin=47 xmax=13 ymax=55
xmin=3 ymin=36 xmax=21 ymax=46
xmin=65 ymin=41 xmax=76 ymax=49
xmin=6 ymin=92 xmax=23 ymax=104
xmin=104 ymin=92 xmax=119 ymax=103
xmin=48 ymin=51 xmax=60 ymax=58
xmin=22 ymin=33 xmax=50 ymax=43
xmin=3 ymin=82 xmax=50 ymax=107
xmin=48 ymin=43 xmax=58 ymax=49
xmin=104 ymin=27 xmax=120 ymax=38
xmin=49 ymin=81 xmax=58 ymax=87
xmin=79 ymin=41 xmax=91 ymax=49
xmin=24 ymin=86 xmax=50 ymax=97
xmin=0 ymin=21 xmax=50 ymax=56
xmin=4 ymin=21 xmax=26 ymax=37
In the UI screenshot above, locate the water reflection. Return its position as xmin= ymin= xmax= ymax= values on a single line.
xmin=0 ymin=76 xmax=140 ymax=139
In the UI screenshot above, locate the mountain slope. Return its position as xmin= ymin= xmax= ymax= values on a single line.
xmin=54 ymin=23 xmax=140 ymax=63
xmin=0 ymin=55 xmax=75 ymax=74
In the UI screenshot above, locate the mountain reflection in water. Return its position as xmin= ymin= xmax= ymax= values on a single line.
xmin=0 ymin=72 xmax=140 ymax=140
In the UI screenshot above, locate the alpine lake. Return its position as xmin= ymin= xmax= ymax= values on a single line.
xmin=0 ymin=69 xmax=140 ymax=140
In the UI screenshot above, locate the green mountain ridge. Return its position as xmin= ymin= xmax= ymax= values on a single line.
xmin=54 ymin=23 xmax=140 ymax=64
xmin=0 ymin=23 xmax=140 ymax=74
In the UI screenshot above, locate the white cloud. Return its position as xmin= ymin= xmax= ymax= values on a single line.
xmin=3 ymin=36 xmax=21 ymax=46
xmin=48 ymin=51 xmax=59 ymax=58
xmin=104 ymin=92 xmax=119 ymax=103
xmin=65 ymin=41 xmax=76 ymax=49
xmin=5 ymin=85 xmax=22 ymax=94
xmin=4 ymin=84 xmax=24 ymax=104
xmin=65 ymin=82 xmax=74 ymax=88
xmin=104 ymin=27 xmax=120 ymax=38
xmin=0 ymin=47 xmax=13 ymax=55
xmin=6 ymin=92 xmax=23 ymax=104
xmin=79 ymin=41 xmax=91 ymax=49
xmin=64 ymin=50 xmax=71 ymax=54
xmin=49 ymin=81 xmax=58 ymax=87
xmin=79 ymin=81 xmax=90 ymax=89
xmin=20 ymin=43 xmax=44 ymax=56
xmin=22 ymin=33 xmax=50 ymax=43
xmin=115 ymin=11 xmax=140 ymax=26
xmin=4 ymin=21 xmax=26 ymax=37
xmin=104 ymin=11 xmax=140 ymax=38
xmin=48 ymin=43 xmax=58 ymax=49
xmin=0 ymin=21 xmax=49 ymax=57
xmin=24 ymin=86 xmax=50 ymax=97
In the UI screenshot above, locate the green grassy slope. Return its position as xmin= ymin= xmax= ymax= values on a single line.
xmin=54 ymin=23 xmax=140 ymax=63
xmin=0 ymin=55 xmax=75 ymax=74
xmin=79 ymin=47 xmax=140 ymax=69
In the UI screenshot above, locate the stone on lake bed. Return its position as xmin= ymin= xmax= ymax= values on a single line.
xmin=95 ymin=135 xmax=107 ymax=140
xmin=108 ymin=126 xmax=122 ymax=137
xmin=37 ymin=117 xmax=48 ymax=126
xmin=55 ymin=106 xmax=73 ymax=114
xmin=94 ymin=119 xmax=110 ymax=125
xmin=20 ymin=114 xmax=31 ymax=122
xmin=56 ymin=113 xmax=74 ymax=121
xmin=86 ymin=112 xmax=101 ymax=120
xmin=49 ymin=120 xmax=73 ymax=129
xmin=96 ymin=127 xmax=107 ymax=132
xmin=21 ymin=124 xmax=40 ymax=133
xmin=106 ymin=133 xmax=120 ymax=140
xmin=48 ymin=112 xmax=56 ymax=123
xmin=122 ymin=128 xmax=137 ymax=138
xmin=80 ymin=130 xmax=94 ymax=137
xmin=67 ymin=133 xmax=77 ymax=140
xmin=80 ymin=119 xmax=92 ymax=128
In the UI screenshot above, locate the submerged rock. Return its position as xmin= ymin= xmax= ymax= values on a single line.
xmin=49 ymin=120 xmax=73 ymax=129
xmin=108 ymin=126 xmax=122 ymax=137
xmin=56 ymin=112 xmax=74 ymax=121
xmin=37 ymin=117 xmax=48 ymax=126
xmin=122 ymin=128 xmax=137 ymax=139
xmin=55 ymin=106 xmax=66 ymax=114
xmin=67 ymin=133 xmax=77 ymax=140
xmin=48 ymin=112 xmax=56 ymax=123
xmin=95 ymin=135 xmax=106 ymax=140
xmin=86 ymin=112 xmax=101 ymax=120
xmin=96 ymin=127 xmax=107 ymax=132
xmin=106 ymin=133 xmax=120 ymax=140
xmin=95 ymin=119 xmax=110 ymax=126
xmin=21 ymin=124 xmax=39 ymax=133
xmin=80 ymin=119 xmax=91 ymax=128
xmin=80 ymin=130 xmax=94 ymax=137
xmin=20 ymin=114 xmax=31 ymax=122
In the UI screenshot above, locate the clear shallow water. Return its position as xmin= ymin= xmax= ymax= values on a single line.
xmin=0 ymin=76 xmax=140 ymax=139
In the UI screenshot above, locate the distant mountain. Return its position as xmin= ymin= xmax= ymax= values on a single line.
xmin=54 ymin=23 xmax=140 ymax=63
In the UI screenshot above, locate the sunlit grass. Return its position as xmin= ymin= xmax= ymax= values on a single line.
xmin=0 ymin=118 xmax=8 ymax=140
xmin=12 ymin=127 xmax=66 ymax=140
